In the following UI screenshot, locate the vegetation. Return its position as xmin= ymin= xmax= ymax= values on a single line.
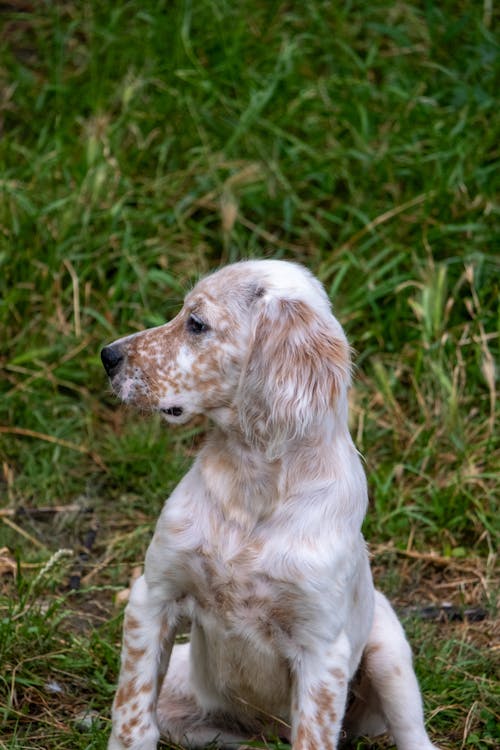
xmin=0 ymin=1 xmax=498 ymax=748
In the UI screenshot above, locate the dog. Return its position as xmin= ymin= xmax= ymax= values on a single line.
xmin=101 ymin=259 xmax=439 ymax=750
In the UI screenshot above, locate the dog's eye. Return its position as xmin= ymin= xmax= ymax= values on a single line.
xmin=187 ymin=313 xmax=209 ymax=335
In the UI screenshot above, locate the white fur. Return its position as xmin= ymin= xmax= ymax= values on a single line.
xmin=102 ymin=260 xmax=439 ymax=750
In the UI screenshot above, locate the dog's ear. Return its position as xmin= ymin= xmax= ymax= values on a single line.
xmin=238 ymin=296 xmax=351 ymax=456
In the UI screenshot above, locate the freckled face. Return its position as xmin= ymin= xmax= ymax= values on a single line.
xmin=104 ymin=285 xmax=250 ymax=424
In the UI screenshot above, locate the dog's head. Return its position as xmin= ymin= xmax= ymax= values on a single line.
xmin=101 ymin=260 xmax=351 ymax=453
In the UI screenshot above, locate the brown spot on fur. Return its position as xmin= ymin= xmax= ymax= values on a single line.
xmin=126 ymin=645 xmax=146 ymax=659
xmin=125 ymin=614 xmax=140 ymax=631
xmin=268 ymin=605 xmax=293 ymax=637
xmin=364 ymin=642 xmax=382 ymax=662
xmin=311 ymin=682 xmax=337 ymax=750
xmin=278 ymin=299 xmax=315 ymax=327
xmin=117 ymin=728 xmax=133 ymax=748
xmin=214 ymin=588 xmax=229 ymax=608
xmin=320 ymin=722 xmax=335 ymax=750
xmin=314 ymin=682 xmax=337 ymax=723
xmin=201 ymin=448 xmax=234 ymax=481
xmin=140 ymin=680 xmax=153 ymax=694
xmin=294 ymin=717 xmax=318 ymax=750
xmin=167 ymin=520 xmax=192 ymax=537
xmin=114 ymin=679 xmax=138 ymax=708
xmin=329 ymin=667 xmax=346 ymax=686
xmin=120 ymin=720 xmax=131 ymax=736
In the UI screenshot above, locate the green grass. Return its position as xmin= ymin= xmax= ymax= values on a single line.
xmin=0 ymin=1 xmax=498 ymax=748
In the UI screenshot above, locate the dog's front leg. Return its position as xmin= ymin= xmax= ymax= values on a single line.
xmin=291 ymin=634 xmax=350 ymax=750
xmin=108 ymin=575 xmax=176 ymax=750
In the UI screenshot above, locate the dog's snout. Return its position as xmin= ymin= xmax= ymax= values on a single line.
xmin=101 ymin=344 xmax=124 ymax=378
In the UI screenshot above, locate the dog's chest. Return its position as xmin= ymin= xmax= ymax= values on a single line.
xmin=178 ymin=528 xmax=298 ymax=643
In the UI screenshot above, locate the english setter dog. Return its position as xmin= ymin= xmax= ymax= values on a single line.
xmin=101 ymin=260 xmax=439 ymax=750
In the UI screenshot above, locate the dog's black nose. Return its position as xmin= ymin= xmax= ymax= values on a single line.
xmin=101 ymin=344 xmax=124 ymax=377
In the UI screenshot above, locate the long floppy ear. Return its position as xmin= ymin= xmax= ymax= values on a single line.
xmin=238 ymin=296 xmax=351 ymax=456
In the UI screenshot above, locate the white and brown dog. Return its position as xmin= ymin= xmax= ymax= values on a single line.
xmin=101 ymin=260 xmax=439 ymax=750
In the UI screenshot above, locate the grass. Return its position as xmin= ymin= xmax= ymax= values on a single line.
xmin=0 ymin=0 xmax=498 ymax=747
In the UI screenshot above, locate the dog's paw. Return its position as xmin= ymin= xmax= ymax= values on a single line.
xmin=108 ymin=724 xmax=160 ymax=750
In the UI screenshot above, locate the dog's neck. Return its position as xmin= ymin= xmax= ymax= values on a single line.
xmin=199 ymin=416 xmax=353 ymax=529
